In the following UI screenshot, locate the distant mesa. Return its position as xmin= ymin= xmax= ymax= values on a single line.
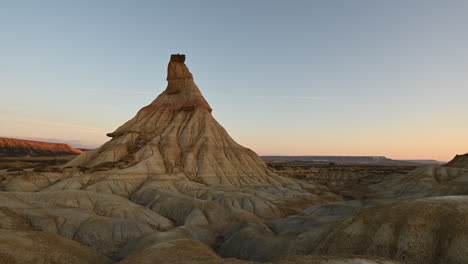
xmin=262 ymin=156 xmax=444 ymax=165
xmin=0 ymin=137 xmax=83 ymax=157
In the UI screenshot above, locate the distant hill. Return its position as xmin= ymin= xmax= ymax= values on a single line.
xmin=402 ymin=159 xmax=446 ymax=165
xmin=0 ymin=137 xmax=84 ymax=157
xmin=261 ymin=156 xmax=444 ymax=165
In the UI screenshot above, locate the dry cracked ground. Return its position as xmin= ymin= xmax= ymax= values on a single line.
xmin=1 ymin=54 xmax=468 ymax=264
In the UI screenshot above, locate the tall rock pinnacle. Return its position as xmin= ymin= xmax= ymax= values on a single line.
xmin=162 ymin=53 xmax=212 ymax=112
xmin=67 ymin=54 xmax=273 ymax=185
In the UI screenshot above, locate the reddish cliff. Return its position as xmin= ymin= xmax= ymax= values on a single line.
xmin=0 ymin=137 xmax=83 ymax=157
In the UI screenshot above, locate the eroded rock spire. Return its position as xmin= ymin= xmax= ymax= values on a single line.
xmin=167 ymin=54 xmax=193 ymax=82
xmin=67 ymin=54 xmax=276 ymax=186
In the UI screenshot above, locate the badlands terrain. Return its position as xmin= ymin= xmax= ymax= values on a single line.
xmin=1 ymin=54 xmax=468 ymax=264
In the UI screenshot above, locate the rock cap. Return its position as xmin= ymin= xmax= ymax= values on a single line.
xmin=170 ymin=54 xmax=186 ymax=62
xmin=167 ymin=54 xmax=192 ymax=81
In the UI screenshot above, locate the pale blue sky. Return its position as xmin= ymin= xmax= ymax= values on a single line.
xmin=1 ymin=0 xmax=467 ymax=160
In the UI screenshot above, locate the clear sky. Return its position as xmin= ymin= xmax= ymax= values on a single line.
xmin=1 ymin=0 xmax=467 ymax=161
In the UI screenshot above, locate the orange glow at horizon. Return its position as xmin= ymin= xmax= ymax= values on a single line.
xmin=1 ymin=112 xmax=466 ymax=162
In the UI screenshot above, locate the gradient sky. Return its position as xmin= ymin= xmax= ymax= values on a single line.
xmin=1 ymin=0 xmax=468 ymax=161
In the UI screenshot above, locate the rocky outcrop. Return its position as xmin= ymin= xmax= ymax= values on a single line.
xmin=444 ymin=153 xmax=468 ymax=169
xmin=0 ymin=137 xmax=83 ymax=157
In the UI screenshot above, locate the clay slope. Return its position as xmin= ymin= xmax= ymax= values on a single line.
xmin=0 ymin=230 xmax=112 ymax=264
xmin=368 ymin=165 xmax=468 ymax=199
xmin=118 ymin=238 xmax=400 ymax=264
xmin=219 ymin=196 xmax=468 ymax=264
xmin=0 ymin=137 xmax=83 ymax=157
xmin=367 ymin=153 xmax=468 ymax=199
xmin=0 ymin=190 xmax=174 ymax=256
xmin=314 ymin=196 xmax=468 ymax=264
